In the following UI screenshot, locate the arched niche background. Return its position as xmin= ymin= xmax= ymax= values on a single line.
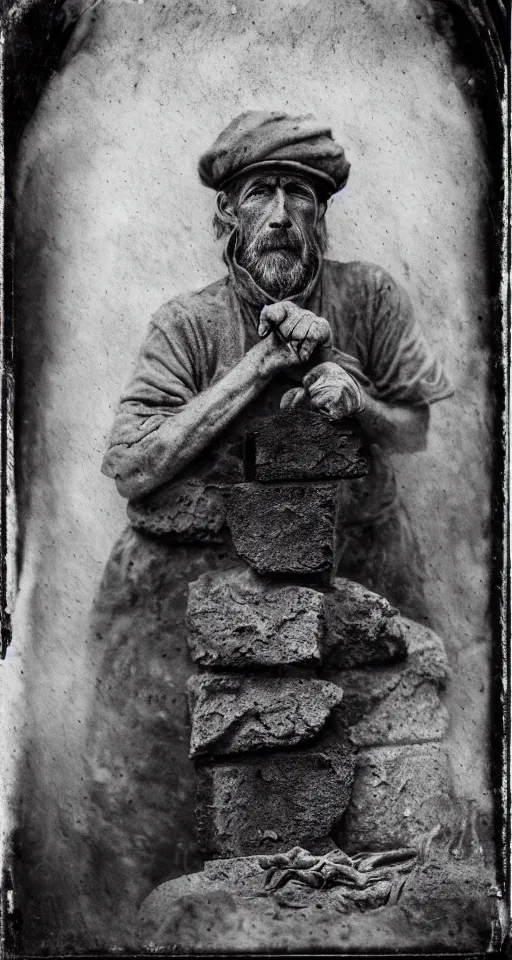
xmin=1 ymin=0 xmax=508 ymax=951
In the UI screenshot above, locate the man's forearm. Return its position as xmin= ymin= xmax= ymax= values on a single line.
xmin=110 ymin=339 xmax=279 ymax=499
xmin=355 ymin=393 xmax=429 ymax=453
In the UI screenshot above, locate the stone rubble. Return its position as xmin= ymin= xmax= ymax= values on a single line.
xmin=127 ymin=480 xmax=226 ymax=539
xmin=324 ymin=614 xmax=450 ymax=747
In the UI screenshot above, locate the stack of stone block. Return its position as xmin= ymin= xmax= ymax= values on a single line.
xmin=180 ymin=411 xmax=453 ymax=859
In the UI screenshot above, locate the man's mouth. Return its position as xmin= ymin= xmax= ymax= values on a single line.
xmin=258 ymin=238 xmax=301 ymax=253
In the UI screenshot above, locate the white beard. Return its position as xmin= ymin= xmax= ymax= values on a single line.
xmin=248 ymin=249 xmax=312 ymax=300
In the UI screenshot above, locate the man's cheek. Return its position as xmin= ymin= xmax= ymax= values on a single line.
xmin=238 ymin=208 xmax=260 ymax=237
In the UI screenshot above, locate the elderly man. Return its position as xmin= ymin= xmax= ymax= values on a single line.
xmin=86 ymin=112 xmax=452 ymax=932
xmin=102 ymin=110 xmax=452 ymax=618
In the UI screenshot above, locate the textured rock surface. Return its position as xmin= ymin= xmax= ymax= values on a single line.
xmin=327 ymin=615 xmax=450 ymax=747
xmin=335 ymin=743 xmax=454 ymax=853
xmin=224 ymin=482 xmax=346 ymax=583
xmin=250 ymin=410 xmax=370 ymax=482
xmin=397 ymin=616 xmax=450 ymax=678
xmin=186 ymin=567 xmax=325 ymax=668
xmin=127 ymin=480 xmax=227 ymax=539
xmin=187 ymin=674 xmax=344 ymax=758
xmin=196 ymin=742 xmax=355 ymax=857
xmin=138 ymin=851 xmax=494 ymax=953
xmin=337 ymin=668 xmax=449 ymax=747
xmin=321 ymin=578 xmax=406 ymax=668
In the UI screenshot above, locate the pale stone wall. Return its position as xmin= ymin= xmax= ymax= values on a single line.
xmin=9 ymin=0 xmax=494 ymax=944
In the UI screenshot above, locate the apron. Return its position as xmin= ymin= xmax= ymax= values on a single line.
xmin=82 ymin=525 xmax=242 ymax=935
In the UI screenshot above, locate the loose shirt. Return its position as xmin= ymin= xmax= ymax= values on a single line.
xmin=102 ymin=251 xmax=453 ymax=521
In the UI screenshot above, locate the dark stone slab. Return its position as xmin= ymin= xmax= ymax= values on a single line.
xmin=187 ymin=673 xmax=344 ymax=758
xmin=127 ymin=480 xmax=227 ymax=540
xmin=224 ymin=481 xmax=347 ymax=583
xmin=334 ymin=743 xmax=454 ymax=853
xmin=196 ymin=741 xmax=355 ymax=857
xmin=249 ymin=410 xmax=371 ymax=482
xmin=320 ymin=577 xmax=406 ymax=668
xmin=186 ymin=567 xmax=325 ymax=668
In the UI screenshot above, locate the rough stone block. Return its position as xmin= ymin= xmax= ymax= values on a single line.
xmin=321 ymin=578 xmax=406 ymax=668
xmin=127 ymin=480 xmax=226 ymax=540
xmin=224 ymin=481 xmax=347 ymax=583
xmin=248 ymin=410 xmax=370 ymax=482
xmin=334 ymin=743 xmax=454 ymax=853
xmin=186 ymin=567 xmax=325 ymax=668
xmin=196 ymin=741 xmax=355 ymax=857
xmin=325 ymin=616 xmax=450 ymax=747
xmin=187 ymin=673 xmax=344 ymax=758
xmin=335 ymin=671 xmax=449 ymax=748
xmin=397 ymin=616 xmax=450 ymax=681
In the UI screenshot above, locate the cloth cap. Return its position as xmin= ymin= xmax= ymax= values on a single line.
xmin=198 ymin=110 xmax=350 ymax=197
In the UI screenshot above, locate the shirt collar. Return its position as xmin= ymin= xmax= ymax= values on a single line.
xmin=224 ymin=229 xmax=323 ymax=310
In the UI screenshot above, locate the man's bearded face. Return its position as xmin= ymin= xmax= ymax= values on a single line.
xmin=231 ymin=172 xmax=325 ymax=300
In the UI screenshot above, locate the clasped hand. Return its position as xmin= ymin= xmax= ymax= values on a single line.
xmin=258 ymin=300 xmax=364 ymax=421
xmin=258 ymin=300 xmax=332 ymax=364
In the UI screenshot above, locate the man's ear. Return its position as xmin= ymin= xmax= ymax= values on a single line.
xmin=215 ymin=191 xmax=237 ymax=227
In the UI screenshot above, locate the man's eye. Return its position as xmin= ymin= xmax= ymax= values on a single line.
xmin=285 ymin=185 xmax=314 ymax=200
xmin=247 ymin=185 xmax=273 ymax=198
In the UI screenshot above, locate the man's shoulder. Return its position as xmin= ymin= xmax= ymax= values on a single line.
xmin=322 ymin=258 xmax=398 ymax=292
xmin=151 ymin=275 xmax=231 ymax=329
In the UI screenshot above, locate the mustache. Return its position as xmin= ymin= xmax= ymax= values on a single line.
xmin=253 ymin=229 xmax=303 ymax=253
xmin=240 ymin=219 xmax=309 ymax=258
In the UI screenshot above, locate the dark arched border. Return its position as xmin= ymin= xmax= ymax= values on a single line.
xmin=0 ymin=0 xmax=509 ymax=951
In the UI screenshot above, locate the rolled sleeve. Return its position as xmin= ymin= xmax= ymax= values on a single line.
xmin=101 ymin=304 xmax=199 ymax=482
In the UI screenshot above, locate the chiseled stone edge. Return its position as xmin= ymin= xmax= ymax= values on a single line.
xmin=186 ymin=673 xmax=344 ymax=758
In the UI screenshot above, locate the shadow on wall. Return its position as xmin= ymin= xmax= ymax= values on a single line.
xmin=2 ymin=0 xmax=507 ymax=952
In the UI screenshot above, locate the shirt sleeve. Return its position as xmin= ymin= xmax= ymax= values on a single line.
xmin=101 ymin=302 xmax=199 ymax=482
xmin=367 ymin=268 xmax=454 ymax=406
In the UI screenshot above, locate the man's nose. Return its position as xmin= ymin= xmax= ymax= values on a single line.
xmin=268 ymin=188 xmax=292 ymax=229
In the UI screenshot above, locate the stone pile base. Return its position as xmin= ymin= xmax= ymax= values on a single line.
xmin=138 ymin=843 xmax=496 ymax=954
xmin=185 ymin=566 xmax=452 ymax=858
xmin=128 ymin=410 xmax=476 ymax=950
